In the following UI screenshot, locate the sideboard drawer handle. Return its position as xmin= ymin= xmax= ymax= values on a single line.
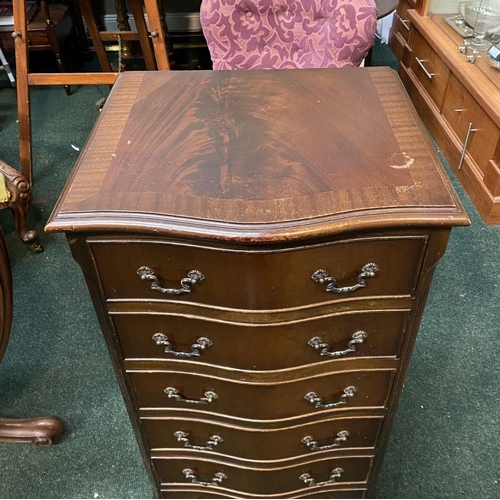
xmin=137 ymin=266 xmax=204 ymax=295
xmin=311 ymin=263 xmax=379 ymax=293
xmin=301 ymin=430 xmax=350 ymax=451
xmin=152 ymin=333 xmax=213 ymax=359
xmin=300 ymin=467 xmax=344 ymax=487
xmin=458 ymin=122 xmax=479 ymax=170
xmin=398 ymin=14 xmax=410 ymax=31
xmin=164 ymin=387 xmax=218 ymax=405
xmin=182 ymin=468 xmax=227 ymax=487
xmin=304 ymin=386 xmax=357 ymax=409
xmin=308 ymin=331 xmax=367 ymax=358
xmin=174 ymin=431 xmax=223 ymax=451
xmin=415 ymin=57 xmax=435 ymax=80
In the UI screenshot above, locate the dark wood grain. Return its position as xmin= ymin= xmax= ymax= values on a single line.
xmin=111 ymin=309 xmax=408 ymax=371
xmin=127 ymin=368 xmax=396 ymax=421
xmin=153 ymin=455 xmax=372 ymax=496
xmin=50 ymin=67 xmax=469 ymax=499
xmin=90 ymin=234 xmax=427 ymax=310
xmin=46 ymin=68 xmax=468 ymax=240
xmin=142 ymin=415 xmax=383 ymax=461
xmin=159 ymin=486 xmax=366 ymax=499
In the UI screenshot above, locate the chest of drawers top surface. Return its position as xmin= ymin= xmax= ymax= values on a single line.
xmin=46 ymin=67 xmax=467 ymax=240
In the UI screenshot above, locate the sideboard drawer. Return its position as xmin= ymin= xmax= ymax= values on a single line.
xmin=153 ymin=455 xmax=372 ymax=495
xmin=142 ymin=415 xmax=384 ymax=461
xmin=112 ymin=309 xmax=408 ymax=370
xmin=393 ymin=0 xmax=412 ymax=43
xmin=442 ymin=73 xmax=500 ymax=176
xmin=410 ymin=30 xmax=450 ymax=110
xmin=129 ymin=368 xmax=396 ymax=420
xmin=91 ymin=236 xmax=427 ymax=310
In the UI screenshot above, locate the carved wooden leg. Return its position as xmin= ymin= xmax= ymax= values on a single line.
xmin=0 ymin=417 xmax=65 ymax=446
xmin=0 ymin=159 xmax=39 ymax=249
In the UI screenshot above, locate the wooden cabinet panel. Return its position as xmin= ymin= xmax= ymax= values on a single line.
xmin=442 ymin=73 xmax=500 ymax=176
xmin=153 ymin=455 xmax=372 ymax=496
xmin=409 ymin=30 xmax=450 ymax=110
xmin=159 ymin=487 xmax=366 ymax=499
xmin=142 ymin=415 xmax=384 ymax=461
xmin=396 ymin=9 xmax=500 ymax=223
xmin=47 ymin=68 xmax=467 ymax=497
xmin=129 ymin=368 xmax=396 ymax=421
xmin=388 ymin=29 xmax=406 ymax=62
xmin=393 ymin=0 xmax=412 ymax=42
xmin=112 ymin=309 xmax=409 ymax=370
xmin=91 ymin=236 xmax=427 ymax=310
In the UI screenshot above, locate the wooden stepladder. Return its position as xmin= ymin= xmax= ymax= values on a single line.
xmin=12 ymin=0 xmax=170 ymax=187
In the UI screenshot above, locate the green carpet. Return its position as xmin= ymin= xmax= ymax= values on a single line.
xmin=0 ymin=42 xmax=499 ymax=499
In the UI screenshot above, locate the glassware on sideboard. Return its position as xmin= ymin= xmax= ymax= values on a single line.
xmin=460 ymin=0 xmax=500 ymax=50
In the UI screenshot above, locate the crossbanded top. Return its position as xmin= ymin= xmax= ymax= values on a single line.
xmin=46 ymin=68 xmax=468 ymax=242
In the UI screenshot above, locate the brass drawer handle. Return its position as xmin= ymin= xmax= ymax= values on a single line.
xmin=182 ymin=468 xmax=227 ymax=487
xmin=174 ymin=431 xmax=223 ymax=451
xmin=301 ymin=430 xmax=350 ymax=451
xmin=311 ymin=263 xmax=379 ymax=294
xmin=300 ymin=467 xmax=344 ymax=487
xmin=415 ymin=57 xmax=435 ymax=80
xmin=164 ymin=387 xmax=218 ymax=404
xmin=137 ymin=266 xmax=204 ymax=295
xmin=152 ymin=333 xmax=213 ymax=358
xmin=304 ymin=386 xmax=357 ymax=409
xmin=308 ymin=331 xmax=367 ymax=358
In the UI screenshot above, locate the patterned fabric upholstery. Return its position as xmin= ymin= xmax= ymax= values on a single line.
xmin=200 ymin=0 xmax=378 ymax=70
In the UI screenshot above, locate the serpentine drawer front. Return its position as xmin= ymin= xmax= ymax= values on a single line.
xmin=111 ymin=309 xmax=409 ymax=370
xmin=142 ymin=415 xmax=384 ymax=461
xmin=152 ymin=455 xmax=373 ymax=496
xmin=129 ymin=368 xmax=395 ymax=420
xmin=46 ymin=68 xmax=468 ymax=498
xmin=90 ymin=236 xmax=427 ymax=309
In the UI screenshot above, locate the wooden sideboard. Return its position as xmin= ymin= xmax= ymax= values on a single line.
xmin=46 ymin=68 xmax=468 ymax=498
xmin=389 ymin=2 xmax=500 ymax=224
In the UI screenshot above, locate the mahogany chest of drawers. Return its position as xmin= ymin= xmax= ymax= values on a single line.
xmin=46 ymin=67 xmax=469 ymax=498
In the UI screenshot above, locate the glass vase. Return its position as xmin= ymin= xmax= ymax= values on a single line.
xmin=461 ymin=0 xmax=500 ymax=51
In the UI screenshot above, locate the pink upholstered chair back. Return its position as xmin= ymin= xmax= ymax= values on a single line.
xmin=200 ymin=0 xmax=378 ymax=70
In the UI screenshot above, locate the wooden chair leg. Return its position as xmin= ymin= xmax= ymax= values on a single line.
xmin=0 ymin=417 xmax=65 ymax=446
xmin=0 ymin=159 xmax=38 ymax=248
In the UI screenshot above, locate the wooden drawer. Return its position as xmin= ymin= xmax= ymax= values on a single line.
xmin=442 ymin=73 xmax=500 ymax=176
xmin=142 ymin=415 xmax=383 ymax=461
xmin=159 ymin=487 xmax=365 ymax=498
xmin=410 ymin=30 xmax=450 ymax=110
xmin=112 ymin=310 xmax=408 ymax=370
xmin=129 ymin=368 xmax=395 ymax=421
xmin=392 ymin=0 xmax=412 ymax=43
xmin=388 ymin=29 xmax=406 ymax=62
xmin=91 ymin=235 xmax=427 ymax=310
xmin=153 ymin=455 xmax=372 ymax=496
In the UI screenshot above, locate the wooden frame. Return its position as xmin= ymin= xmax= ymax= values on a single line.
xmin=12 ymin=0 xmax=170 ymax=186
